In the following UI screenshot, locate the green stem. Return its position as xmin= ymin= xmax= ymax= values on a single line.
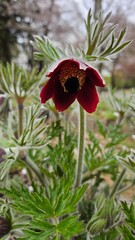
xmin=23 ymin=155 xmax=49 ymax=198
xmin=53 ymin=217 xmax=60 ymax=239
xmin=17 ymin=98 xmax=49 ymax=197
xmin=74 ymin=105 xmax=86 ymax=189
xmin=17 ymin=99 xmax=24 ymax=136
xmin=116 ymin=182 xmax=134 ymax=195
xmin=109 ymin=168 xmax=126 ymax=198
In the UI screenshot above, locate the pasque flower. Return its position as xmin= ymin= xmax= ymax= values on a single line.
xmin=0 ymin=148 xmax=6 ymax=163
xmin=40 ymin=59 xmax=105 ymax=113
xmin=0 ymin=217 xmax=11 ymax=237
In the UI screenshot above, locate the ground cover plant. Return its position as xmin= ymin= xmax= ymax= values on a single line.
xmin=0 ymin=9 xmax=135 ymax=240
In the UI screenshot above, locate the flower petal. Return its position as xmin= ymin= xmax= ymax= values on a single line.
xmin=86 ymin=67 xmax=105 ymax=87
xmin=52 ymin=81 xmax=76 ymax=112
xmin=77 ymin=78 xmax=99 ymax=113
xmin=40 ymin=77 xmax=57 ymax=103
xmin=47 ymin=59 xmax=79 ymax=77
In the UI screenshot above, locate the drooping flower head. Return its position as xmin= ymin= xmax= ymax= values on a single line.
xmin=0 ymin=217 xmax=11 ymax=238
xmin=0 ymin=148 xmax=6 ymax=163
xmin=40 ymin=59 xmax=105 ymax=113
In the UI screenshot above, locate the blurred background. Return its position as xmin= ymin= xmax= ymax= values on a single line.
xmin=0 ymin=0 xmax=135 ymax=89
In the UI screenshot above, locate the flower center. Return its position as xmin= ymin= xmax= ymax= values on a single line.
xmin=64 ymin=77 xmax=79 ymax=93
xmin=59 ymin=62 xmax=86 ymax=93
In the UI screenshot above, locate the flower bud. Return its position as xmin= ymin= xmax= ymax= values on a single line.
xmin=0 ymin=217 xmax=11 ymax=237
xmin=0 ymin=193 xmax=4 ymax=198
xmin=0 ymin=148 xmax=6 ymax=163
xmin=88 ymin=218 xmax=107 ymax=236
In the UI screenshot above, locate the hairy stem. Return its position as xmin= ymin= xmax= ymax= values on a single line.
xmin=74 ymin=105 xmax=86 ymax=188
xmin=17 ymin=98 xmax=49 ymax=197
xmin=17 ymin=99 xmax=24 ymax=136
xmin=116 ymin=182 xmax=134 ymax=195
xmin=53 ymin=217 xmax=60 ymax=239
xmin=109 ymin=168 xmax=126 ymax=198
xmin=22 ymin=154 xmax=49 ymax=198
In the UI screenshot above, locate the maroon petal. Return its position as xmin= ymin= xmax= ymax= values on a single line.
xmin=86 ymin=67 xmax=105 ymax=87
xmin=40 ymin=77 xmax=57 ymax=103
xmin=47 ymin=59 xmax=80 ymax=77
xmin=77 ymin=79 xmax=99 ymax=113
xmin=52 ymin=82 xmax=76 ymax=112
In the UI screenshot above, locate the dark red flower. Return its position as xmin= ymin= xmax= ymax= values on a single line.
xmin=0 ymin=96 xmax=5 ymax=105
xmin=0 ymin=148 xmax=6 ymax=163
xmin=40 ymin=59 xmax=105 ymax=113
xmin=0 ymin=217 xmax=11 ymax=237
